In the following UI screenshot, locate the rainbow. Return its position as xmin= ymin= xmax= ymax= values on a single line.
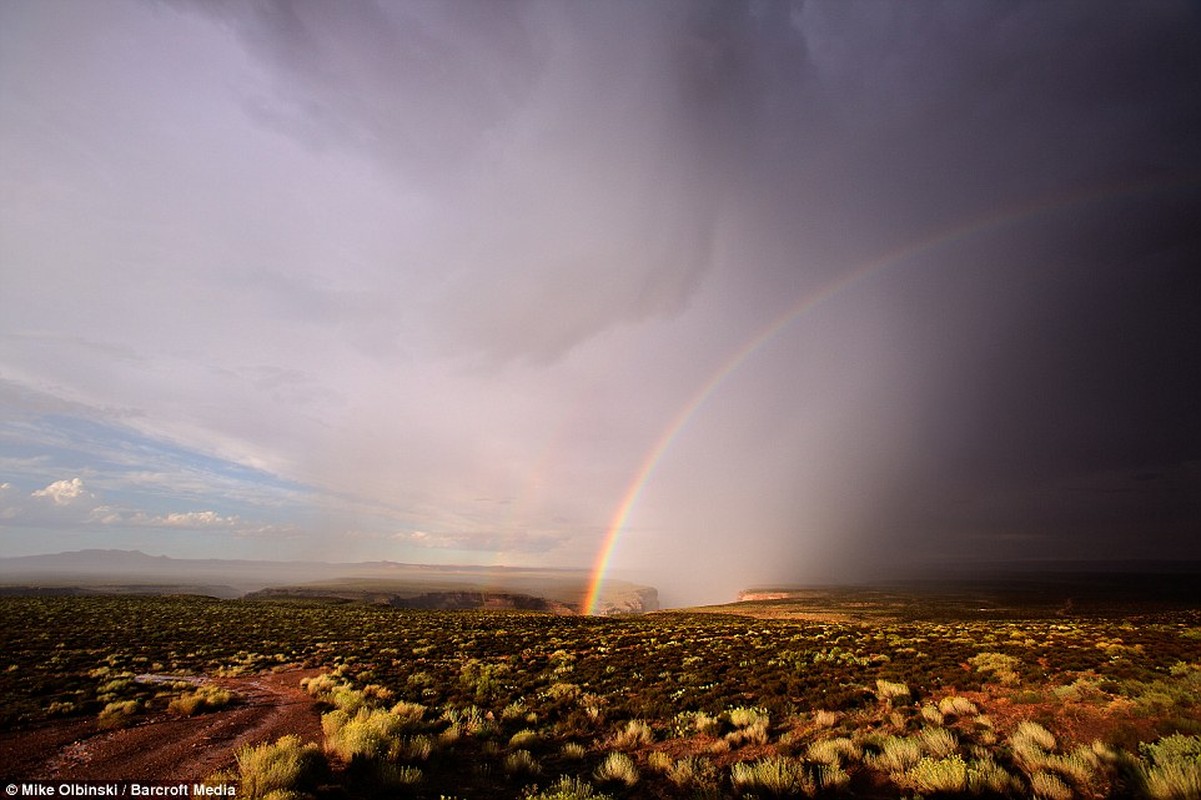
xmin=581 ymin=176 xmax=1195 ymax=614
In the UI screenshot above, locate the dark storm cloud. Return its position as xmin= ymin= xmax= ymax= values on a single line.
xmin=172 ymin=0 xmax=766 ymax=361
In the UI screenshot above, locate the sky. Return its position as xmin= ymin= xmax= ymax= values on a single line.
xmin=1 ymin=0 xmax=1199 ymax=607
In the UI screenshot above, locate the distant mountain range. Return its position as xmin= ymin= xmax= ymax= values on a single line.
xmin=0 ymin=549 xmax=658 ymax=614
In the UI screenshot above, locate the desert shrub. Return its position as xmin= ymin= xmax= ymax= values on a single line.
xmin=938 ymin=696 xmax=979 ymax=717
xmin=524 ymin=775 xmax=613 ymax=800
xmin=169 ymin=684 xmax=232 ymax=716
xmin=1138 ymin=734 xmax=1201 ymax=800
xmin=729 ymin=756 xmax=810 ymax=795
xmin=875 ymin=679 xmax=911 ymax=703
xmin=560 ymin=742 xmax=586 ymax=760
xmin=372 ymin=762 xmax=422 ymax=787
xmin=691 ymin=711 xmax=721 ymax=736
xmin=510 ymin=728 xmax=540 ymax=749
xmin=807 ymin=736 xmax=861 ymax=766
xmin=235 ymin=735 xmax=325 ymax=800
xmin=97 ymin=700 xmax=139 ymax=729
xmin=504 ymin=749 xmax=541 ymax=776
xmin=665 ymin=756 xmax=717 ymax=789
xmin=323 ymin=706 xmax=416 ymax=762
xmin=970 ymin=652 xmax=1021 ymax=686
xmin=300 ymin=673 xmax=340 ymax=699
xmin=1010 ymin=721 xmax=1057 ymax=774
xmin=389 ymin=700 xmax=426 ymax=725
xmin=439 ymin=722 xmax=462 ymax=746
xmin=502 ymin=700 xmax=530 ymax=721
xmin=546 ymin=682 xmax=582 ymax=702
xmin=400 ymin=735 xmax=434 ymax=761
xmin=593 ymin=752 xmax=639 ymax=787
xmin=871 ymin=735 xmax=924 ymax=774
xmin=921 ymin=703 xmax=945 ymax=725
xmin=966 ymin=756 xmax=1014 ymax=794
xmin=329 ymin=686 xmax=366 ymax=715
xmin=1042 ymin=746 xmax=1102 ymax=789
xmin=727 ymin=706 xmax=770 ymax=729
xmin=361 ymin=683 xmax=393 ymax=702
xmin=1028 ymin=771 xmax=1073 ymax=800
xmin=459 ymin=659 xmax=511 ymax=702
xmin=612 ymin=719 xmax=653 ymax=748
xmin=646 ymin=751 xmax=673 ymax=772
xmin=726 ymin=720 xmax=770 ymax=748
xmin=918 ymin=726 xmax=959 ymax=758
xmin=902 ymin=755 xmax=967 ymax=794
xmin=807 ymin=709 xmax=836 ymax=727
xmin=1014 ymin=721 xmax=1057 ymax=751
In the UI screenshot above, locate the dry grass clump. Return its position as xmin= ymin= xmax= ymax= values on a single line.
xmin=1137 ymin=734 xmax=1201 ymax=800
xmin=593 ymin=751 xmax=639 ymax=787
xmin=97 ymin=699 xmax=139 ymax=729
xmin=690 ymin=711 xmax=721 ymax=736
xmin=560 ymin=742 xmax=587 ymax=760
xmin=921 ymin=703 xmax=945 ymax=725
xmin=729 ymin=756 xmax=849 ymax=795
xmin=645 ymin=751 xmax=673 ymax=773
xmin=509 ymin=728 xmax=540 ymax=750
xmin=524 ymin=775 xmax=613 ymax=800
xmin=812 ymin=709 xmax=840 ymax=728
xmin=806 ymin=736 xmax=861 ymax=766
xmin=322 ymin=705 xmax=424 ymax=762
xmin=918 ymin=726 xmax=958 ymax=758
xmin=234 ymin=735 xmax=325 ymax=800
xmin=300 ymin=673 xmax=340 ymax=699
xmin=938 ymin=695 xmax=979 ymax=717
xmin=869 ymin=735 xmax=924 ymax=774
xmin=389 ymin=700 xmax=426 ymax=725
xmin=724 ymin=706 xmax=770 ymax=748
xmin=611 ymin=718 xmax=653 ymax=749
xmin=168 ymin=684 xmax=233 ymax=716
xmin=900 ymin=754 xmax=968 ymax=794
xmin=729 ymin=756 xmax=807 ymax=794
xmin=665 ymin=756 xmax=717 ymax=789
xmin=970 ymin=652 xmax=1021 ymax=686
xmin=504 ymin=748 xmax=541 ymax=776
xmin=875 ymin=679 xmax=911 ymax=703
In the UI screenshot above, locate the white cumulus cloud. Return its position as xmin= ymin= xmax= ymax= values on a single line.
xmin=31 ymin=477 xmax=94 ymax=506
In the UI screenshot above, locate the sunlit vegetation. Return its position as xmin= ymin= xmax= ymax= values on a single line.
xmin=167 ymin=683 xmax=233 ymax=716
xmin=2 ymin=593 xmax=1201 ymax=797
xmin=228 ymin=735 xmax=327 ymax=800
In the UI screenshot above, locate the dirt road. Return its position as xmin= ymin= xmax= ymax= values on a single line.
xmin=0 ymin=669 xmax=324 ymax=782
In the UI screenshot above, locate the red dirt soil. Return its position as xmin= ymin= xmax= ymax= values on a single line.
xmin=0 ymin=669 xmax=324 ymax=782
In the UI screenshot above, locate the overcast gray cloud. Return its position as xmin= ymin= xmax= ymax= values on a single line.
xmin=1 ymin=0 xmax=1198 ymax=605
